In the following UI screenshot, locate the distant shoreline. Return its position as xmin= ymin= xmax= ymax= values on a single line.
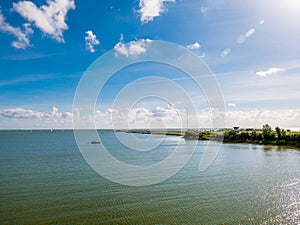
xmin=183 ymin=125 xmax=300 ymax=149
xmin=1 ymin=127 xmax=299 ymax=150
xmin=125 ymin=127 xmax=300 ymax=150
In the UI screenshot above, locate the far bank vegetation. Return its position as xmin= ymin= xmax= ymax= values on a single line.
xmin=183 ymin=124 xmax=300 ymax=148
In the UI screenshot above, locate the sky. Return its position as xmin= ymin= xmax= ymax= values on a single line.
xmin=0 ymin=0 xmax=300 ymax=129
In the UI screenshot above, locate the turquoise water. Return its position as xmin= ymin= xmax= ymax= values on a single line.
xmin=0 ymin=130 xmax=299 ymax=224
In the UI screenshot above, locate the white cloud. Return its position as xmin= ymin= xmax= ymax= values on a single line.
xmin=194 ymin=108 xmax=300 ymax=129
xmin=128 ymin=107 xmax=152 ymax=123
xmin=256 ymin=68 xmax=285 ymax=77
xmin=1 ymin=106 xmax=300 ymax=130
xmin=224 ymin=109 xmax=300 ymax=129
xmin=138 ymin=0 xmax=175 ymax=23
xmin=107 ymin=108 xmax=118 ymax=113
xmin=186 ymin=42 xmax=200 ymax=50
xmin=0 ymin=11 xmax=33 ymax=49
xmin=0 ymin=106 xmax=72 ymax=119
xmin=0 ymin=106 xmax=73 ymax=129
xmin=96 ymin=106 xmax=187 ymax=129
xmin=0 ymin=108 xmax=44 ymax=118
xmin=13 ymin=0 xmax=75 ymax=43
xmin=85 ymin=30 xmax=99 ymax=53
xmin=114 ymin=38 xmax=152 ymax=57
xmin=127 ymin=106 xmax=184 ymax=128
xmin=227 ymin=103 xmax=236 ymax=107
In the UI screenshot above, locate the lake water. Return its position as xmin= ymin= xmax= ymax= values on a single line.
xmin=0 ymin=130 xmax=299 ymax=224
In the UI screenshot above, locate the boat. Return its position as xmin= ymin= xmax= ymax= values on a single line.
xmin=91 ymin=140 xmax=100 ymax=144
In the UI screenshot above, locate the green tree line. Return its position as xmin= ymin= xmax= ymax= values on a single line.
xmin=184 ymin=124 xmax=300 ymax=148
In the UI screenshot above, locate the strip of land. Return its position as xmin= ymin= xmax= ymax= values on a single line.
xmin=124 ymin=124 xmax=300 ymax=149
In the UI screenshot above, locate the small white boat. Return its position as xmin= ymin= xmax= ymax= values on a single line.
xmin=91 ymin=140 xmax=100 ymax=144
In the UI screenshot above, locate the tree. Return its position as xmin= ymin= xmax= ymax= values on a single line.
xmin=262 ymin=124 xmax=272 ymax=140
xmin=225 ymin=130 xmax=238 ymax=141
xmin=275 ymin=126 xmax=281 ymax=139
xmin=281 ymin=129 xmax=286 ymax=138
xmin=251 ymin=130 xmax=257 ymax=141
xmin=240 ymin=132 xmax=250 ymax=142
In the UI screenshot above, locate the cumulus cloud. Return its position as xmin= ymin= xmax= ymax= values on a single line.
xmin=0 ymin=108 xmax=43 ymax=118
xmin=127 ymin=106 xmax=185 ymax=127
xmin=0 ymin=106 xmax=72 ymax=119
xmin=256 ymin=68 xmax=285 ymax=77
xmin=93 ymin=106 xmax=187 ymax=129
xmin=186 ymin=42 xmax=200 ymax=50
xmin=2 ymin=106 xmax=300 ymax=130
xmin=114 ymin=38 xmax=152 ymax=57
xmin=224 ymin=109 xmax=300 ymax=129
xmin=0 ymin=11 xmax=33 ymax=49
xmin=13 ymin=0 xmax=75 ymax=43
xmin=85 ymin=30 xmax=99 ymax=53
xmin=128 ymin=107 xmax=152 ymax=123
xmin=138 ymin=0 xmax=175 ymax=23
xmin=194 ymin=108 xmax=300 ymax=129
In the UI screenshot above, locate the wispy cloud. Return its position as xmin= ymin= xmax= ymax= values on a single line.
xmin=138 ymin=0 xmax=175 ymax=23
xmin=114 ymin=38 xmax=152 ymax=57
xmin=256 ymin=68 xmax=285 ymax=77
xmin=186 ymin=42 xmax=200 ymax=50
xmin=13 ymin=0 xmax=75 ymax=43
xmin=85 ymin=30 xmax=99 ymax=53
xmin=0 ymin=74 xmax=52 ymax=87
xmin=0 ymin=11 xmax=33 ymax=49
xmin=0 ymin=52 xmax=55 ymax=61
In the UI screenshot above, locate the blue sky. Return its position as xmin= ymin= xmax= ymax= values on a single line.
xmin=0 ymin=0 xmax=300 ymax=129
